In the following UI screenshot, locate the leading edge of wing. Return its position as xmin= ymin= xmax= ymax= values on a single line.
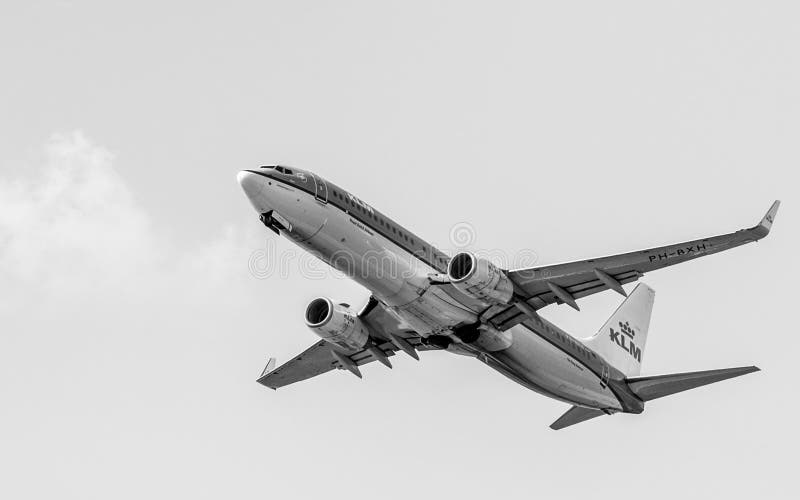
xmin=508 ymin=199 xmax=780 ymax=275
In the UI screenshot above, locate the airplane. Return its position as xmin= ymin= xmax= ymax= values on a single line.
xmin=237 ymin=165 xmax=779 ymax=429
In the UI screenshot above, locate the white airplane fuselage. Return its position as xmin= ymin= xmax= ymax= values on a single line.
xmin=239 ymin=167 xmax=623 ymax=411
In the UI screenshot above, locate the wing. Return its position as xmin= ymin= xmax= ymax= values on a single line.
xmin=256 ymin=297 xmax=432 ymax=389
xmin=497 ymin=201 xmax=780 ymax=317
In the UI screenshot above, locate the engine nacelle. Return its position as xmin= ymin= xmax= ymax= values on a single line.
xmin=447 ymin=252 xmax=514 ymax=305
xmin=304 ymin=297 xmax=369 ymax=351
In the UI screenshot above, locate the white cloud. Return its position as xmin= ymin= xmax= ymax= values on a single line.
xmin=0 ymin=132 xmax=152 ymax=288
xmin=0 ymin=131 xmax=260 ymax=303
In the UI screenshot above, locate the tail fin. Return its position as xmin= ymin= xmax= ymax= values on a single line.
xmin=627 ymin=366 xmax=760 ymax=401
xmin=583 ymin=283 xmax=655 ymax=376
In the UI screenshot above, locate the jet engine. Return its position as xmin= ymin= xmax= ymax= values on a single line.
xmin=304 ymin=297 xmax=369 ymax=351
xmin=447 ymin=252 xmax=514 ymax=305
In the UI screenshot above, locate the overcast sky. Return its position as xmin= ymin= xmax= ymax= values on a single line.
xmin=1 ymin=2 xmax=798 ymax=499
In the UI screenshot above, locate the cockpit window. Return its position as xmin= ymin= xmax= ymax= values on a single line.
xmin=273 ymin=166 xmax=293 ymax=175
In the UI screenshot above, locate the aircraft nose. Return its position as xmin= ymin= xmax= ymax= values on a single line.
xmin=237 ymin=170 xmax=264 ymax=198
xmin=237 ymin=170 xmax=273 ymax=213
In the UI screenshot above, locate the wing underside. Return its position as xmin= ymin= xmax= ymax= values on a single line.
xmin=484 ymin=201 xmax=779 ymax=329
xmin=257 ymin=297 xmax=432 ymax=389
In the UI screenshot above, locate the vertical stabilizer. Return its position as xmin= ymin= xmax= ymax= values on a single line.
xmin=583 ymin=283 xmax=655 ymax=376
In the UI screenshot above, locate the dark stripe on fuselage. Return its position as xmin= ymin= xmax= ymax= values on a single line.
xmin=246 ymin=169 xmax=449 ymax=272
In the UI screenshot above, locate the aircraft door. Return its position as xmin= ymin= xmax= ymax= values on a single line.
xmin=311 ymin=173 xmax=328 ymax=204
xmin=601 ymin=362 xmax=610 ymax=388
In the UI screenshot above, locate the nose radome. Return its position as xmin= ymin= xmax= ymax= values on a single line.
xmin=237 ymin=170 xmax=264 ymax=199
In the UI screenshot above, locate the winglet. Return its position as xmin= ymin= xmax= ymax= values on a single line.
xmin=261 ymin=357 xmax=277 ymax=377
xmin=257 ymin=358 xmax=279 ymax=390
xmin=752 ymin=200 xmax=780 ymax=239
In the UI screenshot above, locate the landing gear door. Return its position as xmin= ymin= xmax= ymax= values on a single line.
xmin=310 ymin=173 xmax=328 ymax=204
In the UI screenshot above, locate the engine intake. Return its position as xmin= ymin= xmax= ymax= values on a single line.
xmin=447 ymin=252 xmax=514 ymax=305
xmin=305 ymin=297 xmax=369 ymax=351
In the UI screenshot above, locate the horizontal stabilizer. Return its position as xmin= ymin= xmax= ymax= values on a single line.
xmin=550 ymin=405 xmax=606 ymax=430
xmin=627 ymin=366 xmax=760 ymax=401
